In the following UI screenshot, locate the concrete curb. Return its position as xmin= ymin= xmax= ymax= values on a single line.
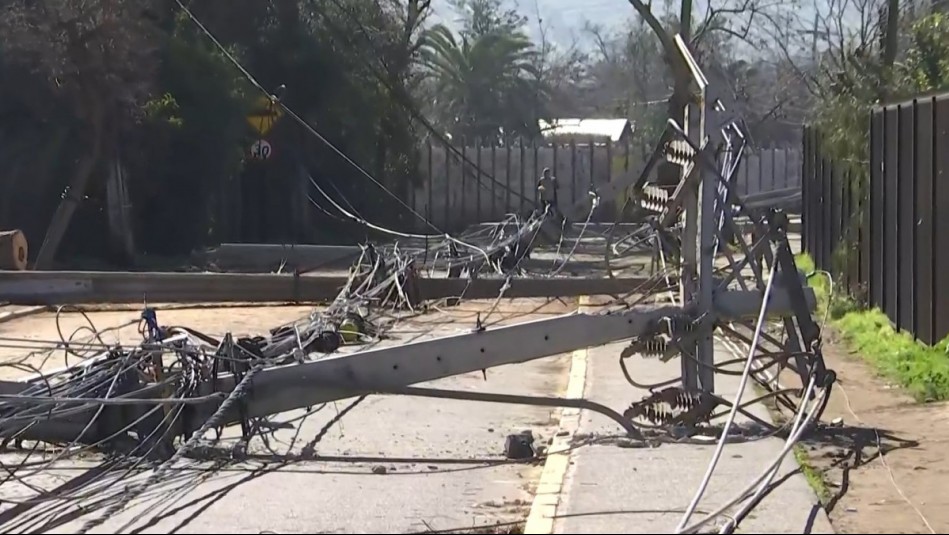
xmin=524 ymin=297 xmax=590 ymax=534
xmin=0 ymin=306 xmax=47 ymax=325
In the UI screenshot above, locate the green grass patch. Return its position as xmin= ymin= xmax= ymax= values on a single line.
xmin=793 ymin=445 xmax=830 ymax=505
xmin=795 ymin=253 xmax=949 ymax=402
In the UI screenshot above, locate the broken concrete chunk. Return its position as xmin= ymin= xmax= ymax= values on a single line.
xmin=504 ymin=431 xmax=535 ymax=460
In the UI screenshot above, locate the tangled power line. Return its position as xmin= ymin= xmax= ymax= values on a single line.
xmin=0 ymin=210 xmax=590 ymax=532
xmin=0 ymin=5 xmax=837 ymax=534
xmin=0 ymin=134 xmax=830 ymax=534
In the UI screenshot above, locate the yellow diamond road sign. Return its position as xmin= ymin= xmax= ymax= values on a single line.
xmin=247 ymin=95 xmax=283 ymax=136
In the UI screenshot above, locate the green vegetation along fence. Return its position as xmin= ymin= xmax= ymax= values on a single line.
xmin=803 ymin=93 xmax=949 ymax=345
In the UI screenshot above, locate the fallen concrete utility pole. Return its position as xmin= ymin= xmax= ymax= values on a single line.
xmin=0 ymin=284 xmax=814 ymax=444
xmin=195 ymin=243 xmax=364 ymax=271
xmin=0 ymin=270 xmax=653 ymax=305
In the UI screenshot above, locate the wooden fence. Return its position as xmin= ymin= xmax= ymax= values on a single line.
xmin=409 ymin=141 xmax=802 ymax=231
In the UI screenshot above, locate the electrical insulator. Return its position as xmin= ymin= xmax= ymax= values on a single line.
xmin=624 ymin=387 xmax=717 ymax=426
xmin=621 ymin=335 xmax=676 ymax=361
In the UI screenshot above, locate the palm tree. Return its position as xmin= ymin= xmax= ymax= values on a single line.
xmin=420 ymin=23 xmax=547 ymax=142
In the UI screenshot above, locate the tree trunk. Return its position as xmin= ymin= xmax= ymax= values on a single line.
xmin=105 ymin=158 xmax=136 ymax=263
xmin=0 ymin=229 xmax=28 ymax=270
xmin=33 ymin=103 xmax=104 ymax=270
xmin=880 ymin=0 xmax=900 ymax=100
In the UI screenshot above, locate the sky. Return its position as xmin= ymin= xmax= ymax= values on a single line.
xmin=428 ymin=0 xmax=634 ymax=50
xmin=427 ymin=0 xmax=833 ymax=56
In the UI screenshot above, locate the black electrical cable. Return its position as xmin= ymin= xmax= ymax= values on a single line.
xmin=306 ymin=168 xmax=548 ymax=273
xmin=76 ymin=364 xmax=266 ymax=534
xmin=0 ymin=248 xmax=477 ymax=532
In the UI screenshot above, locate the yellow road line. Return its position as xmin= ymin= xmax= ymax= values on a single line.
xmin=524 ymin=296 xmax=590 ymax=534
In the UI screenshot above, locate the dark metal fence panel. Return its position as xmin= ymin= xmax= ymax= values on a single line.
xmin=821 ymin=151 xmax=833 ymax=271
xmin=802 ymin=129 xmax=811 ymax=253
xmin=858 ymin=159 xmax=868 ymax=295
xmin=883 ymin=106 xmax=900 ymax=327
xmin=838 ymin=165 xmax=848 ymax=290
xmin=803 ymin=93 xmax=949 ymax=344
xmin=915 ymin=97 xmax=935 ymax=344
xmin=802 ymin=126 xmax=822 ymax=270
xmin=898 ymin=103 xmax=916 ymax=334
xmin=934 ymin=97 xmax=949 ymax=342
xmin=829 ymin=162 xmax=841 ymax=273
xmin=869 ymin=111 xmax=885 ymax=310
xmin=844 ymin=168 xmax=858 ymax=293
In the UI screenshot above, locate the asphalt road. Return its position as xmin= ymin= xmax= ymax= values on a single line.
xmin=554 ymin=340 xmax=833 ymax=534
xmin=0 ymin=300 xmax=574 ymax=534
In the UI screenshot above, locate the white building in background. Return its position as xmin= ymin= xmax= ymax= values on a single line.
xmin=538 ymin=118 xmax=633 ymax=144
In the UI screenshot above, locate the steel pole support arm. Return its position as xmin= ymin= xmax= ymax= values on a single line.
xmin=219 ymin=287 xmax=813 ymax=422
xmin=0 ymin=287 xmax=816 ymax=443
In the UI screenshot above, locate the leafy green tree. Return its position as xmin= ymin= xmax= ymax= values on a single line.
xmin=420 ymin=0 xmax=548 ymax=142
xmin=902 ymin=13 xmax=949 ymax=94
xmin=449 ymin=0 xmax=525 ymax=37
xmin=130 ymin=12 xmax=252 ymax=254
xmin=0 ymin=0 xmax=163 ymax=267
xmin=786 ymin=4 xmax=949 ymax=288
xmin=0 ymin=0 xmax=435 ymax=264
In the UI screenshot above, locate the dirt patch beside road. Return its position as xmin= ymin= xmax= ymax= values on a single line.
xmin=802 ymin=338 xmax=945 ymax=534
